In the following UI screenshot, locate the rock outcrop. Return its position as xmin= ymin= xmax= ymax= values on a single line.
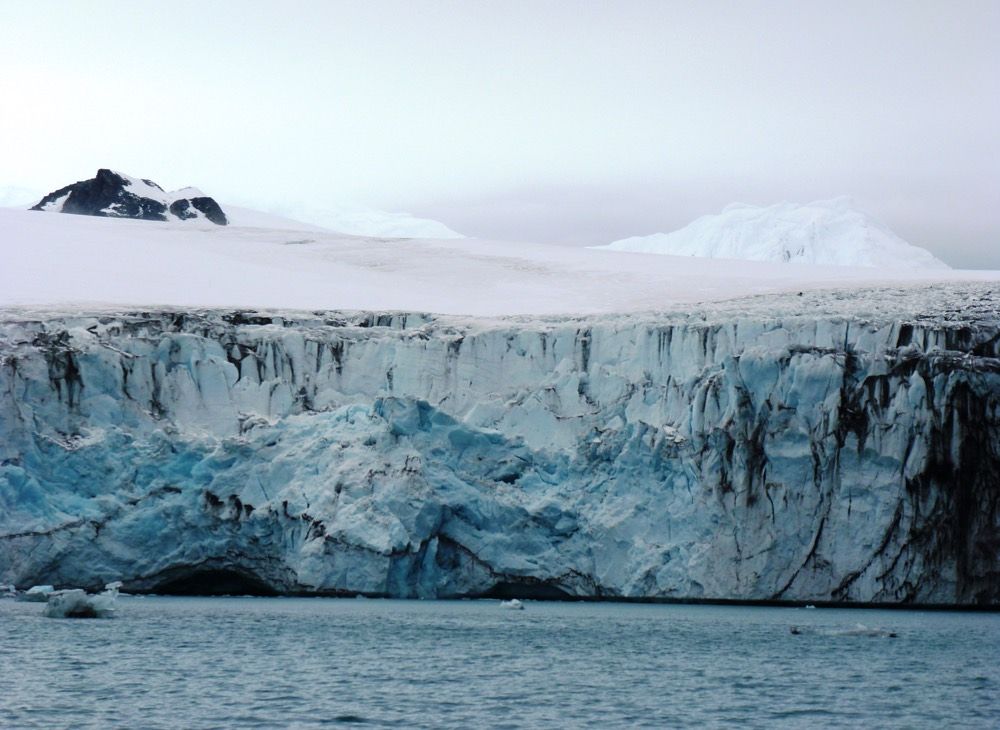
xmin=31 ymin=169 xmax=227 ymax=225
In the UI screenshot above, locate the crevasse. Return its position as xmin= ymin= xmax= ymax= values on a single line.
xmin=1 ymin=286 xmax=998 ymax=604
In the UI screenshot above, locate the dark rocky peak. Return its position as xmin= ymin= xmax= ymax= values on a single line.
xmin=31 ymin=169 xmax=228 ymax=225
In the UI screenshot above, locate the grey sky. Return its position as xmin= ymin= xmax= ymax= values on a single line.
xmin=1 ymin=1 xmax=997 ymax=266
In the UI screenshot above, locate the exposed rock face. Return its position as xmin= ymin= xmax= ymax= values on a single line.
xmin=0 ymin=286 xmax=998 ymax=605
xmin=169 ymin=197 xmax=228 ymax=226
xmin=31 ymin=169 xmax=228 ymax=225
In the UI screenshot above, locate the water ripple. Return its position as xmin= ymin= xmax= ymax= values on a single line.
xmin=1 ymin=598 xmax=997 ymax=729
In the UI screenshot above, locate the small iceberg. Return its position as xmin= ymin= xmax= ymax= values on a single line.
xmin=44 ymin=581 xmax=122 ymax=619
xmin=833 ymin=623 xmax=898 ymax=638
xmin=500 ymin=599 xmax=525 ymax=611
xmin=17 ymin=585 xmax=55 ymax=603
xmin=791 ymin=622 xmax=897 ymax=638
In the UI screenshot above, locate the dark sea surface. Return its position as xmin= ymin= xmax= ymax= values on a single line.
xmin=1 ymin=596 xmax=997 ymax=728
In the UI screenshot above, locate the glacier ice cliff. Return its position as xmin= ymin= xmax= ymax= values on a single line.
xmin=1 ymin=285 xmax=998 ymax=605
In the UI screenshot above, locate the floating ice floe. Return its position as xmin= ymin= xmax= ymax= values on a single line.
xmin=790 ymin=622 xmax=897 ymax=638
xmin=44 ymin=581 xmax=122 ymax=619
xmin=833 ymin=623 xmax=898 ymax=638
xmin=17 ymin=585 xmax=55 ymax=602
xmin=500 ymin=599 xmax=525 ymax=611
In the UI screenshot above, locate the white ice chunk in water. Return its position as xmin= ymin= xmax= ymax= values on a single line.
xmin=44 ymin=582 xmax=120 ymax=619
xmin=17 ymin=585 xmax=55 ymax=602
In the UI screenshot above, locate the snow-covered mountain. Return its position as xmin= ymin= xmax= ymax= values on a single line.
xmin=595 ymin=197 xmax=949 ymax=269
xmin=32 ymin=169 xmax=228 ymax=225
xmin=13 ymin=171 xmax=461 ymax=237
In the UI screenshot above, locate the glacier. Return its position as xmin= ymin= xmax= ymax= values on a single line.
xmin=1 ymin=284 xmax=998 ymax=605
xmin=595 ymin=197 xmax=949 ymax=270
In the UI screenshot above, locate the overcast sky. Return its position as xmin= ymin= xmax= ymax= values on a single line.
xmin=1 ymin=1 xmax=997 ymax=266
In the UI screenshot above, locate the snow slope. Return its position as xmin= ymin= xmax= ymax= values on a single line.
xmin=221 ymin=205 xmax=332 ymax=232
xmin=0 ymin=206 xmax=994 ymax=316
xmin=259 ymin=202 xmax=464 ymax=239
xmin=595 ymin=197 xmax=949 ymax=270
xmin=222 ymin=203 xmax=462 ymax=239
xmin=0 ymin=186 xmax=43 ymax=208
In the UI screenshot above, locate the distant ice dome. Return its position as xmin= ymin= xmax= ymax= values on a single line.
xmin=0 ymin=185 xmax=44 ymax=208
xmin=595 ymin=197 xmax=948 ymax=269
xmin=261 ymin=203 xmax=464 ymax=239
xmin=31 ymin=169 xmax=228 ymax=225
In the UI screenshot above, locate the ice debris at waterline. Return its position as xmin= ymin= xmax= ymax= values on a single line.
xmin=16 ymin=585 xmax=54 ymax=602
xmin=789 ymin=623 xmax=898 ymax=638
xmin=0 ymin=284 xmax=999 ymax=605
xmin=500 ymin=599 xmax=525 ymax=611
xmin=43 ymin=582 xmax=121 ymax=619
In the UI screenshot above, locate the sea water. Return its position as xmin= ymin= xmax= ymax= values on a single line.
xmin=1 ymin=597 xmax=997 ymax=728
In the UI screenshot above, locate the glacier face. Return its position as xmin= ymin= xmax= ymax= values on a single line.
xmin=1 ymin=286 xmax=998 ymax=605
